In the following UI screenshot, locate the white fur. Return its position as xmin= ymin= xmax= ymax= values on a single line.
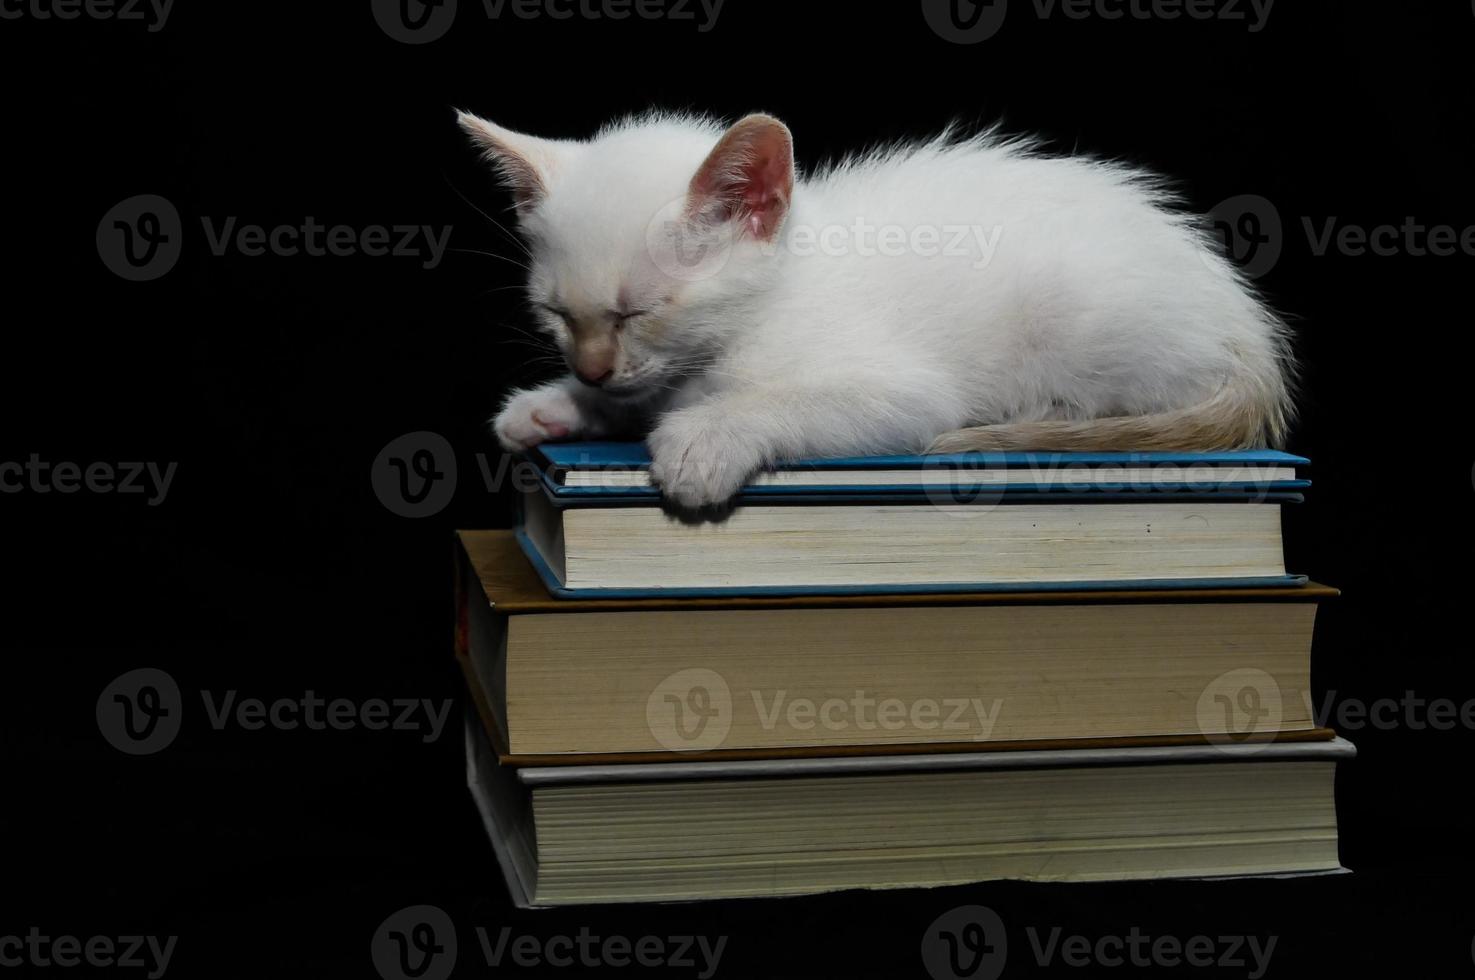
xmin=462 ymin=110 xmax=1294 ymax=508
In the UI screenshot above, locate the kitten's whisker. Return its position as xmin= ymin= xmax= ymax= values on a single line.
xmin=450 ymin=247 xmax=531 ymax=272
xmin=444 ymin=175 xmax=532 ymax=258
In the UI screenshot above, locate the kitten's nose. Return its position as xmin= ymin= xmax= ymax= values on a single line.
xmin=576 ymin=368 xmax=614 ymax=387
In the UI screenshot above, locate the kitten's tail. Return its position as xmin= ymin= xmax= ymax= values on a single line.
xmin=927 ymin=358 xmax=1294 ymax=454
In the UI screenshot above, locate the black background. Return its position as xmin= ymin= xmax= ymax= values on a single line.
xmin=4 ymin=0 xmax=1474 ymax=976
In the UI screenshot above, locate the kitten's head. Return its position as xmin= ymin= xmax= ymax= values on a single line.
xmin=457 ymin=110 xmax=794 ymax=397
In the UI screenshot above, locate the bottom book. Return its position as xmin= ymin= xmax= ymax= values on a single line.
xmin=464 ymin=709 xmax=1353 ymax=907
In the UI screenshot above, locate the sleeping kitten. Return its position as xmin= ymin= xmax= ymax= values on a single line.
xmin=459 ymin=110 xmax=1294 ymax=509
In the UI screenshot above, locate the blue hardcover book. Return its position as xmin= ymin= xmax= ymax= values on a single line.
xmin=530 ymin=442 xmax=1308 ymax=501
xmin=515 ymin=442 xmax=1308 ymax=599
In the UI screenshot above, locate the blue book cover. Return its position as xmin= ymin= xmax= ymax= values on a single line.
xmin=527 ymin=441 xmax=1309 ymax=502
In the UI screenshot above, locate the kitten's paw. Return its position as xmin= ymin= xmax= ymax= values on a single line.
xmin=647 ymin=408 xmax=763 ymax=510
xmin=493 ymin=386 xmax=583 ymax=451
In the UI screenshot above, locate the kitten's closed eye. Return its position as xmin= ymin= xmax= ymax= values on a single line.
xmin=540 ymin=302 xmax=652 ymax=331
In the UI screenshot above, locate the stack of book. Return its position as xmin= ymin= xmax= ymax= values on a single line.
xmin=455 ymin=443 xmax=1350 ymax=907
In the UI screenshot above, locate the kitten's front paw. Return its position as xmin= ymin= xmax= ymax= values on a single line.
xmin=493 ymin=386 xmax=583 ymax=451
xmin=647 ymin=408 xmax=764 ymax=510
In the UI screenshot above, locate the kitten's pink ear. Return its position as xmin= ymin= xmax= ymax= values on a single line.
xmin=687 ymin=114 xmax=794 ymax=241
xmin=457 ymin=111 xmax=570 ymax=216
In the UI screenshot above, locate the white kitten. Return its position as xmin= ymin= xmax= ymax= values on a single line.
xmin=460 ymin=110 xmax=1294 ymax=509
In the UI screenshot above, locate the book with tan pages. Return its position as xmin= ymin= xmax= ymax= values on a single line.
xmin=461 ymin=678 xmax=1352 ymax=907
xmin=457 ymin=530 xmax=1335 ymax=763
